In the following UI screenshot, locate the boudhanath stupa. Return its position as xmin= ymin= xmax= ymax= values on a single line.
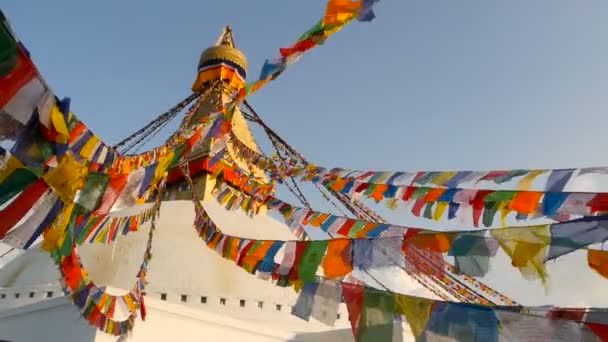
xmin=0 ymin=28 xmax=419 ymax=342
xmin=3 ymin=3 xmax=608 ymax=342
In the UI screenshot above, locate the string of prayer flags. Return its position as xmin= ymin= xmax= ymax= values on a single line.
xmin=341 ymin=283 xmax=608 ymax=342
xmin=191 ymin=196 xmax=608 ymax=342
xmin=0 ymin=159 xmax=38 ymax=207
xmin=0 ymin=24 xmax=46 ymax=144
xmin=204 ymin=177 xmax=608 ymax=292
xmin=211 ymin=179 xmax=608 ymax=268
xmin=1 ymin=189 xmax=59 ymax=249
xmin=4 ymin=3 xmax=608 ymax=340
xmin=165 ymin=154 xmax=275 ymax=201
xmin=194 ymin=184 xmax=608 ymax=292
xmin=0 ymin=13 xmax=226 ymax=223
xmin=0 ymin=178 xmax=49 ymax=239
xmin=236 ymin=0 xmax=380 ymax=100
xmin=228 ymin=128 xmax=608 ymax=195
xmin=46 ymin=196 xmax=160 ymax=337
xmin=227 ymin=131 xmax=608 ymax=226
xmin=75 ymin=202 xmax=160 ymax=245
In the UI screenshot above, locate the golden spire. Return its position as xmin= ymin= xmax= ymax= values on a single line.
xmin=196 ymin=26 xmax=248 ymax=81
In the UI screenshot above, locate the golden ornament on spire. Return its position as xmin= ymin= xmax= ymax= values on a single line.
xmin=192 ymin=26 xmax=248 ymax=92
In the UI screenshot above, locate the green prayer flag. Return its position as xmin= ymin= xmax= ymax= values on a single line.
xmin=0 ymin=19 xmax=17 ymax=77
xmin=482 ymin=202 xmax=500 ymax=227
xmin=298 ymin=20 xmax=324 ymax=41
xmin=359 ymin=289 xmax=395 ymax=341
xmin=168 ymin=144 xmax=186 ymax=169
xmin=348 ymin=221 xmax=368 ymax=238
xmin=411 ymin=187 xmax=431 ymax=200
xmin=423 ymin=202 xmax=434 ymax=219
xmin=0 ymin=167 xmax=37 ymax=206
xmin=363 ymin=183 xmax=377 ymax=197
xmin=415 ymin=172 xmax=439 ymax=185
xmin=298 ymin=240 xmax=328 ymax=282
xmin=77 ymin=172 xmax=110 ymax=212
xmin=277 ymin=275 xmax=289 ymax=287
xmin=484 ymin=191 xmax=517 ymax=203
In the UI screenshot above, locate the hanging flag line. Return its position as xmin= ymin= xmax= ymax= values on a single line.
xmin=187 ymin=178 xmax=608 ymax=341
xmin=1 ymin=1 xmax=380 ymax=337
xmin=234 ymin=0 xmax=380 ymax=101
xmin=0 ymin=97 xmax=222 ymax=251
xmin=172 ymin=154 xmax=506 ymax=305
xmin=0 ymin=0 xmax=381 ymax=256
xmin=190 ymin=174 xmax=608 ymax=293
xmin=40 ymin=180 xmax=163 ymax=337
xmin=207 ymin=180 xmax=514 ymax=305
xmin=181 ymin=160 xmax=490 ymax=305
xmin=228 ymin=129 xmax=608 ymax=193
xmin=338 ymin=282 xmax=608 ymax=342
xmin=227 ymin=131 xmax=608 ymax=227
xmin=223 ymin=104 xmax=597 ymax=303
xmin=4 ymin=2 xmax=608 ymax=340
xmin=208 ymin=180 xmax=608 ymax=288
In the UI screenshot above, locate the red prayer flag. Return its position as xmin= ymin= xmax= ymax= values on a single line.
xmin=0 ymin=48 xmax=37 ymax=108
xmin=342 ymin=282 xmax=364 ymax=338
xmin=0 ymin=179 xmax=49 ymax=239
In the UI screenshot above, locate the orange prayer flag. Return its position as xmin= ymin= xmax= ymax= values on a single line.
xmin=356 ymin=223 xmax=381 ymax=238
xmin=331 ymin=178 xmax=348 ymax=192
xmin=67 ymin=122 xmax=86 ymax=144
xmin=588 ymin=249 xmax=608 ymax=280
xmin=424 ymin=188 xmax=446 ymax=203
xmin=61 ymin=251 xmax=83 ymax=291
xmin=370 ymin=184 xmax=388 ymax=202
xmin=229 ymin=238 xmax=240 ymax=261
xmin=240 ymin=241 xmax=274 ymax=272
xmin=322 ymin=239 xmax=352 ymax=277
xmin=207 ymin=233 xmax=222 ymax=249
xmin=324 ymin=0 xmax=362 ymax=26
xmin=411 ymin=233 xmax=453 ymax=253
xmin=310 ymin=213 xmax=330 ymax=227
xmin=508 ymin=191 xmax=542 ymax=214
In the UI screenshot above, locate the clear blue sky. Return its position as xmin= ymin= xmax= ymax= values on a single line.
xmin=5 ymin=1 xmax=608 ymax=172
xmin=4 ymin=1 xmax=608 ymax=305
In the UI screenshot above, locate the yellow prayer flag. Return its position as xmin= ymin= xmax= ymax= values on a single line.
xmin=394 ymin=295 xmax=434 ymax=337
xmin=80 ymin=135 xmax=100 ymax=160
xmin=151 ymin=151 xmax=175 ymax=187
xmin=491 ymin=225 xmax=550 ymax=286
xmin=499 ymin=202 xmax=511 ymax=227
xmin=433 ymin=202 xmax=448 ymax=221
xmin=43 ymin=153 xmax=88 ymax=203
xmin=292 ymin=279 xmax=304 ymax=292
xmin=42 ymin=203 xmax=75 ymax=251
xmin=430 ymin=172 xmax=457 ymax=186
xmin=50 ymin=105 xmax=70 ymax=144
xmin=517 ymin=170 xmax=545 ymax=191
xmin=124 ymin=295 xmax=137 ymax=312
